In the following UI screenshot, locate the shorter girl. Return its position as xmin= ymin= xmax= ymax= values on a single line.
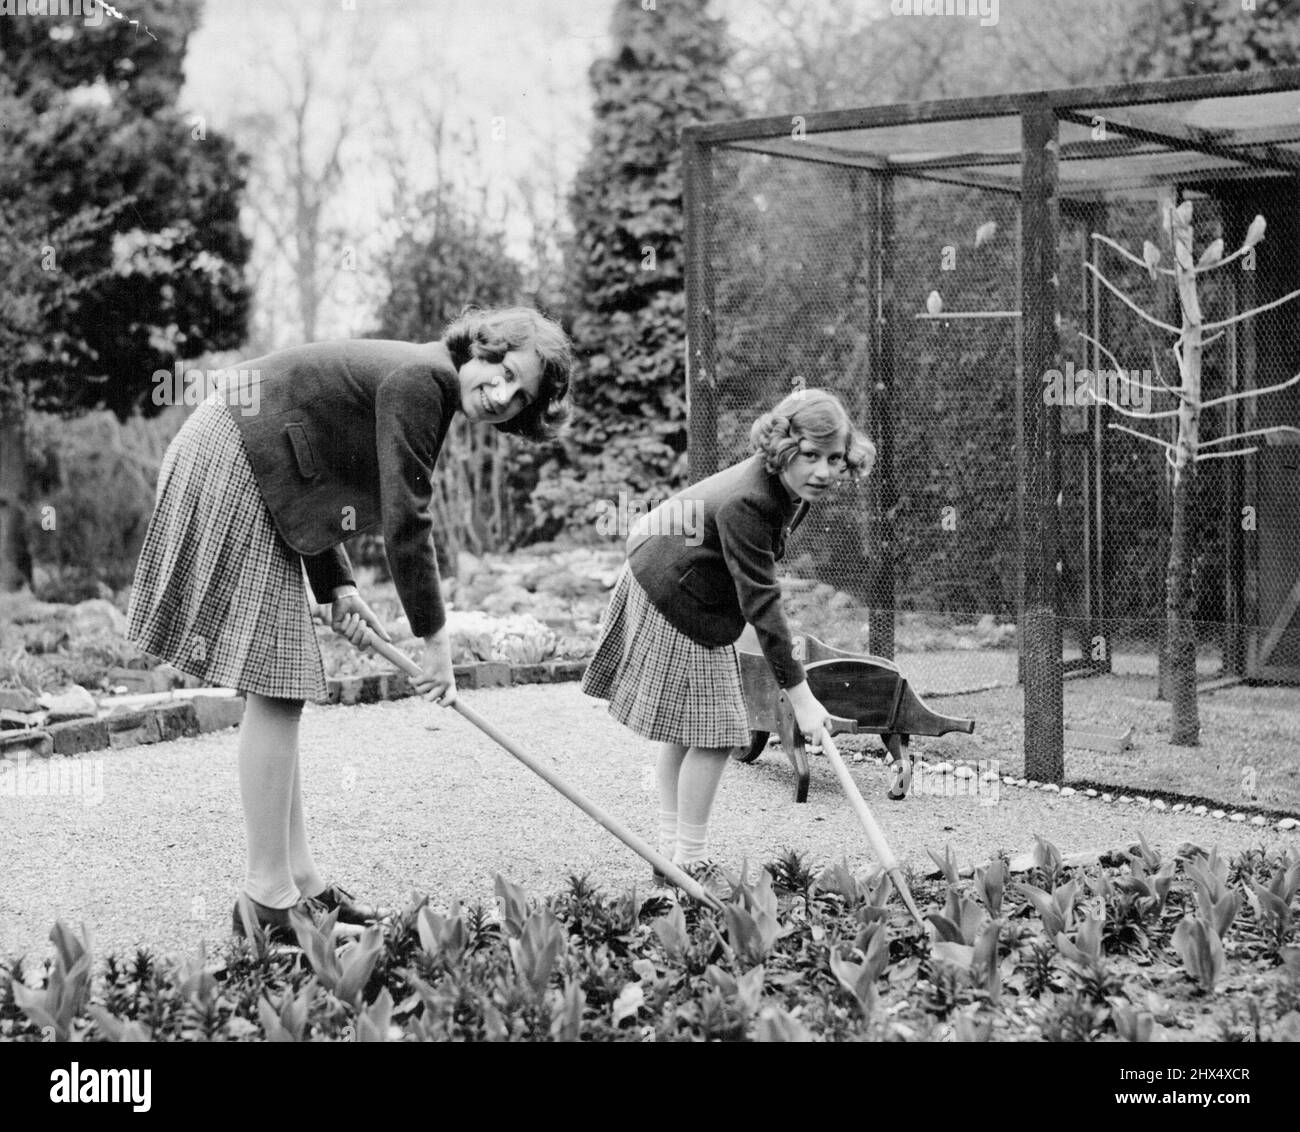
xmin=582 ymin=389 xmax=875 ymax=896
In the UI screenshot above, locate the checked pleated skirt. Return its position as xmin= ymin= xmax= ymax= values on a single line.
xmin=126 ymin=394 xmax=329 ymax=703
xmin=581 ymin=563 xmax=750 ymax=749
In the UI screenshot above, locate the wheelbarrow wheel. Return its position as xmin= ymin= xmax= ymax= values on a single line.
xmin=734 ymin=730 xmax=770 ymax=764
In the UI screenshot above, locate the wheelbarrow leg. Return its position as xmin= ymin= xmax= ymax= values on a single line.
xmin=884 ymin=733 xmax=913 ymax=801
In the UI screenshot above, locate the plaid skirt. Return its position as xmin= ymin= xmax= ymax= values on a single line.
xmin=581 ymin=563 xmax=750 ymax=749
xmin=126 ymin=394 xmax=328 ymax=703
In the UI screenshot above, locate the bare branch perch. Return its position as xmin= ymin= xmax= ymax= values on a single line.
xmin=1200 ymin=368 xmax=1300 ymax=411
xmin=1201 ymin=285 xmax=1300 ymax=334
xmin=1198 ymin=425 xmax=1300 ymax=450
xmin=1084 ymin=263 xmax=1181 ymax=334
xmin=1091 ymin=232 xmax=1174 ymax=276
xmin=1108 ymin=422 xmax=1177 ymax=453
xmin=1195 ymin=447 xmax=1259 ymax=463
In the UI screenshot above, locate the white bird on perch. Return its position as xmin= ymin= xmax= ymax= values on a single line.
xmin=1244 ymin=214 xmax=1267 ymax=249
xmin=1141 ymin=240 xmax=1162 ymax=280
xmin=926 ymin=290 xmax=943 ymax=316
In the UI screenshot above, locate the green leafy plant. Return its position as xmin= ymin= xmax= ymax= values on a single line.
xmin=508 ymin=908 xmax=568 ymax=998
xmin=928 ymin=892 xmax=986 ymax=948
xmin=756 ymin=1005 xmax=813 ymax=1042
xmin=1244 ymin=857 xmax=1300 ymax=954
xmin=1185 ymin=850 xmax=1241 ymax=940
xmin=816 ymin=859 xmax=865 ymax=906
xmin=930 ymin=919 xmax=1004 ymax=1005
xmin=1039 ymin=992 xmax=1106 ymax=1042
xmin=256 ymin=979 xmax=319 ymax=1042
xmin=290 ymin=911 xmax=385 ymax=1010
xmin=1015 ymin=878 xmax=1078 ymax=940
xmin=722 ymin=868 xmax=790 ymax=966
xmin=417 ymin=902 xmax=468 ymax=970
xmin=829 ymin=926 xmax=890 ymax=1017
xmin=1171 ymin=915 xmax=1225 ymax=993
xmin=953 ymin=1009 xmax=994 ymax=1042
xmin=1111 ymin=1003 xmax=1155 ymax=1042
xmin=494 ymin=874 xmax=531 ymax=940
xmin=1032 ymin=834 xmax=1064 ymax=890
xmin=11 ymin=922 xmax=94 ymax=1042
xmin=1055 ymin=908 xmax=1106 ymax=968
xmin=974 ymin=857 xmax=1005 ymax=919
xmin=926 ymin=843 xmax=960 ymax=886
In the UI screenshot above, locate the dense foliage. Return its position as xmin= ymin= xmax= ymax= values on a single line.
xmin=368 ymin=193 xmax=537 ymax=567
xmin=1115 ymin=0 xmax=1300 ymax=81
xmin=539 ymin=0 xmax=741 ymax=539
xmin=0 ymin=0 xmax=251 ymax=590
xmin=3 ymin=840 xmax=1297 ymax=1042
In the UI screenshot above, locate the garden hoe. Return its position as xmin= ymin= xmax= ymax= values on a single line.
xmin=777 ymin=692 xmax=926 ymax=929
xmin=352 ymin=631 xmax=725 ymax=914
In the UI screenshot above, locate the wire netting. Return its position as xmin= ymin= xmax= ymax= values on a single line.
xmin=689 ymin=108 xmax=1300 ymax=758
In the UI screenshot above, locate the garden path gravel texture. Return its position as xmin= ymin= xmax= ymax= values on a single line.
xmin=2 ymin=683 xmax=1297 ymax=963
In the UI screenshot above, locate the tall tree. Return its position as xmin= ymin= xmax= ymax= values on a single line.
xmin=370 ymin=191 xmax=526 ymax=568
xmin=1115 ymin=0 xmax=1300 ymax=81
xmin=0 ymin=0 xmax=251 ymax=591
xmin=561 ymin=0 xmax=742 ymax=525
xmin=223 ymin=1 xmax=381 ymax=348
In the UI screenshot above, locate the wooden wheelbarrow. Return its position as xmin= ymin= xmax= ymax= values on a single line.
xmin=735 ymin=626 xmax=976 ymax=803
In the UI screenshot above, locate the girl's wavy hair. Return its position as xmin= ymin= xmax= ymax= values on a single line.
xmin=442 ymin=305 xmax=574 ymax=442
xmin=750 ymin=388 xmax=876 ymax=479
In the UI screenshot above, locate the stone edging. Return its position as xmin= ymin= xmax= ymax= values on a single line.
xmin=0 ymin=659 xmax=592 ymax=760
xmin=325 ymin=659 xmax=589 ymax=704
xmin=844 ymin=747 xmax=1300 ymax=835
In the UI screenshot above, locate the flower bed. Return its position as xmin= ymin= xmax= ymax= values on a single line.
xmin=3 ymin=839 xmax=1296 ymax=1042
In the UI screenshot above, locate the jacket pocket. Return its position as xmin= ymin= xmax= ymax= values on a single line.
xmin=284 ymin=422 xmax=319 ymax=480
xmin=678 ymin=564 xmax=726 ymax=608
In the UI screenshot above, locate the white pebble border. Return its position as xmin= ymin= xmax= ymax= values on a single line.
xmin=853 ymin=750 xmax=1300 ymax=834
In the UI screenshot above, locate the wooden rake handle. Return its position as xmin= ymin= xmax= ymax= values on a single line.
xmin=354 ymin=630 xmax=725 ymax=913
xmin=817 ymin=725 xmax=927 ymax=930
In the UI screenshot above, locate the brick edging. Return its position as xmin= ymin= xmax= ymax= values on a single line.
xmin=0 ymin=659 xmax=592 ymax=759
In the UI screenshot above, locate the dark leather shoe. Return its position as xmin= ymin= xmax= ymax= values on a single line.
xmin=306 ymin=883 xmax=391 ymax=925
xmin=231 ymin=894 xmax=306 ymax=946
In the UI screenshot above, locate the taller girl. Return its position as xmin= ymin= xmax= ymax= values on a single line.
xmin=583 ymin=389 xmax=875 ymax=896
xmin=127 ymin=307 xmax=572 ymax=939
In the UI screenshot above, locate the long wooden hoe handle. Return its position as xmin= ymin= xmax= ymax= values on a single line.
xmin=818 ymin=727 xmax=927 ymax=929
xmin=355 ymin=630 xmax=725 ymax=913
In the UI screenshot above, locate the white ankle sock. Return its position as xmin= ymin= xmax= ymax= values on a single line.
xmin=674 ymin=820 xmax=709 ymax=866
xmin=658 ymin=808 xmax=678 ymax=862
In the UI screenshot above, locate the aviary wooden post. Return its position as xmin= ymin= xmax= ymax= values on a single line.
xmin=683 ymin=127 xmax=719 ymax=483
xmin=866 ymin=171 xmax=898 ymax=660
xmin=1019 ymin=103 xmax=1065 ymax=783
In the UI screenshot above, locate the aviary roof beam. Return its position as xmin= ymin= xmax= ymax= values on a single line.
xmin=1058 ymin=106 xmax=1300 ymax=174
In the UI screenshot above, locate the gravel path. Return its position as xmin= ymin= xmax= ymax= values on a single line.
xmin=3 ymin=682 xmax=1296 ymax=962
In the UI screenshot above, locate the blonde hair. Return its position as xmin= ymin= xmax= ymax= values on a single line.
xmin=749 ymin=389 xmax=875 ymax=479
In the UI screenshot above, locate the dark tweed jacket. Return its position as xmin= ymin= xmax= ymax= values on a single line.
xmin=225 ymin=339 xmax=458 ymax=638
xmin=628 ymin=454 xmax=811 ymax=689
